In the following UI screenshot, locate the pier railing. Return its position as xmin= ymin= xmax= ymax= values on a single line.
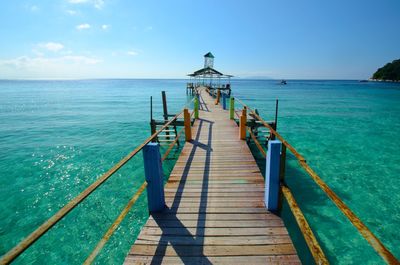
xmin=232 ymin=97 xmax=398 ymax=265
xmin=0 ymin=99 xmax=198 ymax=265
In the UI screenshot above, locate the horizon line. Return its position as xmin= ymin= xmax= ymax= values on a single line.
xmin=0 ymin=77 xmax=366 ymax=81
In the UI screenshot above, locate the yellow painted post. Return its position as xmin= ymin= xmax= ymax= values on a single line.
xmin=239 ymin=107 xmax=247 ymax=140
xmin=215 ymin=89 xmax=221 ymax=105
xmin=184 ymin=108 xmax=192 ymax=141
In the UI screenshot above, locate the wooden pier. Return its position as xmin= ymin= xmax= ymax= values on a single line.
xmin=3 ymin=69 xmax=397 ymax=264
xmin=124 ymin=89 xmax=300 ymax=264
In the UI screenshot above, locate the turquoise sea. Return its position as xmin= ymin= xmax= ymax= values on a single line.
xmin=0 ymin=79 xmax=399 ymax=264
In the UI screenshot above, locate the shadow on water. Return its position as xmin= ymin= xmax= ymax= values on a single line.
xmin=150 ymin=118 xmax=214 ymax=264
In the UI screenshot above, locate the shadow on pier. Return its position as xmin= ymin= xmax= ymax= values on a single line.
xmin=150 ymin=118 xmax=214 ymax=264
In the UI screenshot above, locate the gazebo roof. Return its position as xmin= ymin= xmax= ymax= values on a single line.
xmin=204 ymin=52 xmax=214 ymax=58
xmin=194 ymin=67 xmax=223 ymax=76
xmin=188 ymin=66 xmax=233 ymax=78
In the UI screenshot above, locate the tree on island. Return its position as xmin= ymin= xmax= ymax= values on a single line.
xmin=372 ymin=59 xmax=400 ymax=81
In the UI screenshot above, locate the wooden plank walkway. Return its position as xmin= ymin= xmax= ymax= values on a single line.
xmin=124 ymin=89 xmax=300 ymax=264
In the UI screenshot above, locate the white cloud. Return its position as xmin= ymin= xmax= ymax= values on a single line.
xmin=66 ymin=9 xmax=78 ymax=15
xmin=127 ymin=51 xmax=138 ymax=56
xmin=0 ymin=55 xmax=102 ymax=78
xmin=68 ymin=0 xmax=88 ymax=3
xmin=39 ymin=42 xmax=64 ymax=52
xmin=101 ymin=24 xmax=110 ymax=30
xmin=30 ymin=5 xmax=39 ymax=12
xmin=93 ymin=0 xmax=104 ymax=9
xmin=0 ymin=55 xmax=101 ymax=67
xmin=68 ymin=0 xmax=104 ymax=9
xmin=24 ymin=4 xmax=40 ymax=12
xmin=76 ymin=23 xmax=91 ymax=30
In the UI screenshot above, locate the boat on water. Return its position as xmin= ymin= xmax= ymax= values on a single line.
xmin=280 ymin=80 xmax=287 ymax=85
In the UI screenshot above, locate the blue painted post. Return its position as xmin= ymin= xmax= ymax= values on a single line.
xmin=143 ymin=142 xmax=165 ymax=212
xmin=265 ymin=140 xmax=282 ymax=212
xmin=222 ymin=94 xmax=227 ymax=110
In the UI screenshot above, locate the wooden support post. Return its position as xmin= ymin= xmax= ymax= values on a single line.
xmin=229 ymin=97 xmax=235 ymax=120
xmin=150 ymin=96 xmax=157 ymax=142
xmin=194 ymin=97 xmax=199 ymax=119
xmin=278 ymin=145 xmax=286 ymax=214
xmin=184 ymin=108 xmax=192 ymax=141
xmin=143 ymin=143 xmax=165 ymax=212
xmin=215 ymin=89 xmax=221 ymax=105
xmin=270 ymin=99 xmax=278 ymax=140
xmin=239 ymin=107 xmax=247 ymax=140
xmin=265 ymin=140 xmax=282 ymax=212
xmin=150 ymin=119 xmax=157 ymax=142
xmin=161 ymin=91 xmax=170 ymax=140
xmin=275 ymin=99 xmax=279 ymax=130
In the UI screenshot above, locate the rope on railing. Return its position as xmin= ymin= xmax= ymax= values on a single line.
xmin=0 ymin=110 xmax=185 ymax=265
xmin=235 ymin=98 xmax=399 ymax=265
xmin=247 ymin=127 xmax=266 ymax=158
xmin=83 ymin=182 xmax=147 ymax=265
xmin=281 ymin=185 xmax=328 ymax=265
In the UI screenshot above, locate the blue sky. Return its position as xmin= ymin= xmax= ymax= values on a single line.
xmin=0 ymin=0 xmax=399 ymax=79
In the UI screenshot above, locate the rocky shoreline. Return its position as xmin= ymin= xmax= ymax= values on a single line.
xmin=368 ymin=78 xmax=400 ymax=83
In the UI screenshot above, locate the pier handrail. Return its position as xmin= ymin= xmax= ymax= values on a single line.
xmin=0 ymin=105 xmax=193 ymax=264
xmin=234 ymin=97 xmax=399 ymax=264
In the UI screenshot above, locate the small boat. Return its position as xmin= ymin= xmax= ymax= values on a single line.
xmin=359 ymin=80 xmax=368 ymax=83
xmin=280 ymin=80 xmax=287 ymax=85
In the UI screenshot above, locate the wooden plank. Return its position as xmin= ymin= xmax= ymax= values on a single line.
xmin=165 ymin=201 xmax=265 ymax=208
xmin=164 ymin=192 xmax=265 ymax=198
xmin=149 ymin=213 xmax=281 ymax=221
xmin=144 ymin=219 xmax=284 ymax=228
xmin=164 ymin=197 xmax=263 ymax=203
xmin=151 ymin=207 xmax=269 ymax=214
xmin=166 ymin=179 xmax=264 ymax=185
xmin=130 ymin=244 xmax=297 ymax=256
xmin=135 ymin=234 xmax=292 ymax=245
xmin=138 ymin=227 xmax=289 ymax=237
xmin=125 ymin=255 xmax=301 ymax=265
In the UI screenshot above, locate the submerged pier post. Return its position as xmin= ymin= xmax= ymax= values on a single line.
xmin=229 ymin=97 xmax=235 ymax=120
xmin=143 ymin=143 xmax=165 ymax=212
xmin=278 ymin=145 xmax=286 ymax=213
xmin=265 ymin=140 xmax=282 ymax=212
xmin=239 ymin=107 xmax=247 ymax=140
xmin=184 ymin=108 xmax=192 ymax=141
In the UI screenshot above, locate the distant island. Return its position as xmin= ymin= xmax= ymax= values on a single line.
xmin=370 ymin=59 xmax=400 ymax=82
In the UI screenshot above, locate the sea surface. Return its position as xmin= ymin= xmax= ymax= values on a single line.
xmin=0 ymin=79 xmax=399 ymax=264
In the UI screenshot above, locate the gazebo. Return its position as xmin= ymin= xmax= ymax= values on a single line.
xmin=187 ymin=52 xmax=233 ymax=95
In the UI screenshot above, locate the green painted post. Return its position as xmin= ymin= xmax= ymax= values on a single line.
xmin=229 ymin=97 xmax=235 ymax=120
xmin=194 ymin=96 xmax=199 ymax=119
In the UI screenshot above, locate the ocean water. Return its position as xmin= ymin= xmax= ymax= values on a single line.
xmin=0 ymin=79 xmax=399 ymax=264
